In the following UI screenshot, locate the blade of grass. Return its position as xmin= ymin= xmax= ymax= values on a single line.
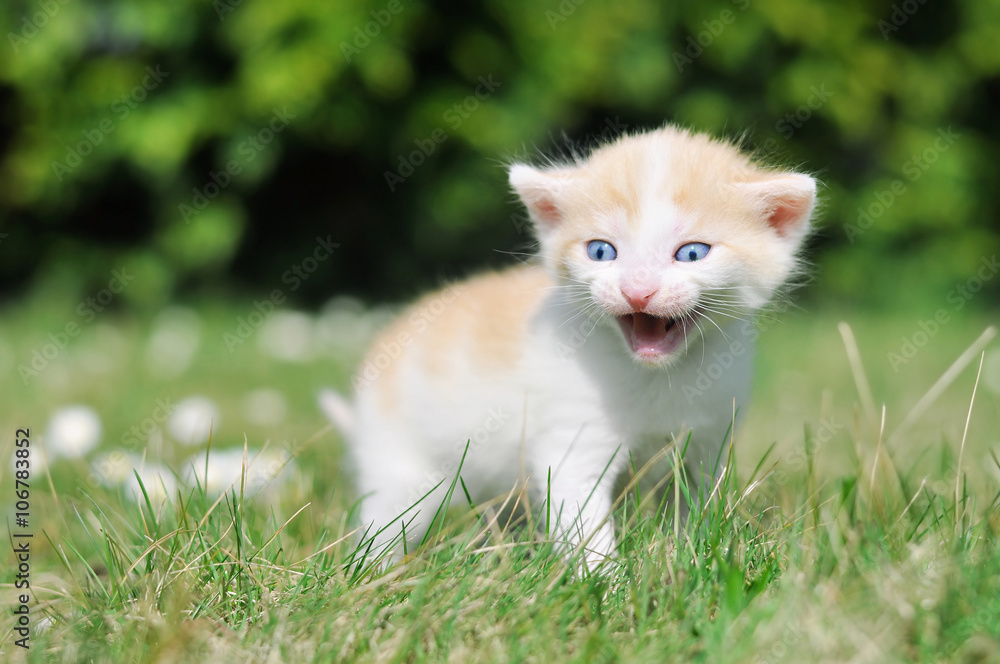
xmin=889 ymin=326 xmax=996 ymax=447
xmin=954 ymin=351 xmax=985 ymax=535
xmin=838 ymin=321 xmax=878 ymax=436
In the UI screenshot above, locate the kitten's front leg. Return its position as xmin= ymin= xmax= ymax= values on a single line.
xmin=534 ymin=438 xmax=624 ymax=570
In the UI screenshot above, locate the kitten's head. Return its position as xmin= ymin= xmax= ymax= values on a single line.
xmin=510 ymin=125 xmax=816 ymax=367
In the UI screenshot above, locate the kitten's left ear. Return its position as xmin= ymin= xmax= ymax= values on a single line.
xmin=509 ymin=164 xmax=574 ymax=231
xmin=738 ymin=173 xmax=816 ymax=239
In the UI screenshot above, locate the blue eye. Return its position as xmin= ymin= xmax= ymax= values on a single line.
xmin=587 ymin=240 xmax=617 ymax=261
xmin=675 ymin=242 xmax=711 ymax=262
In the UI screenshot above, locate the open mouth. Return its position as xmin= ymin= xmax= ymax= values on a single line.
xmin=615 ymin=312 xmax=691 ymax=361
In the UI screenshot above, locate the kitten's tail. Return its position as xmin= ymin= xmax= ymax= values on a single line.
xmin=318 ymin=388 xmax=354 ymax=438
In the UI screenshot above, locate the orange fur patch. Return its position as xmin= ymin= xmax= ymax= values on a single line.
xmin=364 ymin=265 xmax=552 ymax=410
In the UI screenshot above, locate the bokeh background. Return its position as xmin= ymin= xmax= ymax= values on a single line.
xmin=3 ymin=0 xmax=999 ymax=306
xmin=1 ymin=0 xmax=998 ymax=509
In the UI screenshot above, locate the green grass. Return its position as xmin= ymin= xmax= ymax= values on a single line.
xmin=2 ymin=297 xmax=999 ymax=662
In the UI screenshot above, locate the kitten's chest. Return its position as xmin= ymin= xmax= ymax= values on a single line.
xmin=524 ymin=315 xmax=753 ymax=443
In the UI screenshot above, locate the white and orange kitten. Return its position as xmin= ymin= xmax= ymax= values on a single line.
xmin=322 ymin=124 xmax=816 ymax=567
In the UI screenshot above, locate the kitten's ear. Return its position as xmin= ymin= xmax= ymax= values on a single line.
xmin=738 ymin=173 xmax=816 ymax=238
xmin=509 ymin=164 xmax=573 ymax=229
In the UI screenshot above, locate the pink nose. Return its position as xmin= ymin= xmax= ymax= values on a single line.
xmin=621 ymin=287 xmax=658 ymax=311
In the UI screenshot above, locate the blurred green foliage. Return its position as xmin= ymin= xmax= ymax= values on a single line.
xmin=0 ymin=0 xmax=997 ymax=309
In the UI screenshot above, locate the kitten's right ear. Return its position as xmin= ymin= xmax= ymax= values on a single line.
xmin=509 ymin=164 xmax=571 ymax=229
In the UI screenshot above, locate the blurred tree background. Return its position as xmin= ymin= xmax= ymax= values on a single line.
xmin=0 ymin=0 xmax=997 ymax=311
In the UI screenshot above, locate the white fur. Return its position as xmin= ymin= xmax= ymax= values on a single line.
xmin=334 ymin=294 xmax=753 ymax=568
xmin=323 ymin=125 xmax=814 ymax=568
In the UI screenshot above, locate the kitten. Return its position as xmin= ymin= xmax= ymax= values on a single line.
xmin=321 ymin=124 xmax=816 ymax=568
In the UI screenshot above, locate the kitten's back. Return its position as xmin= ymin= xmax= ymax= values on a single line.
xmin=356 ymin=264 xmax=552 ymax=410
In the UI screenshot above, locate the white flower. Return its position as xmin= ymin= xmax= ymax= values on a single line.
xmin=182 ymin=448 xmax=246 ymax=494
xmin=181 ymin=447 xmax=295 ymax=496
xmin=316 ymin=297 xmax=372 ymax=357
xmin=45 ymin=405 xmax=102 ymax=459
xmin=245 ymin=448 xmax=296 ymax=495
xmin=79 ymin=324 xmax=128 ymax=376
xmin=123 ymin=462 xmax=177 ymax=508
xmin=167 ymin=396 xmax=219 ymax=445
xmin=145 ymin=307 xmax=202 ymax=377
xmin=91 ymin=451 xmax=141 ymax=487
xmin=241 ymin=388 xmax=287 ymax=426
xmin=258 ymin=311 xmax=315 ymax=363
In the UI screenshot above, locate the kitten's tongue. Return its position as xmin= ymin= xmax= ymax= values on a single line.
xmin=617 ymin=313 xmax=683 ymax=359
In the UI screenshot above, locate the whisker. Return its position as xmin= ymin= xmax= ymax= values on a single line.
xmin=697 ymin=311 xmax=734 ymax=345
xmin=558 ymin=301 xmax=605 ymax=330
xmin=695 ymin=305 xmax=751 ymax=324
xmin=690 ymin=314 xmax=708 ymax=366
